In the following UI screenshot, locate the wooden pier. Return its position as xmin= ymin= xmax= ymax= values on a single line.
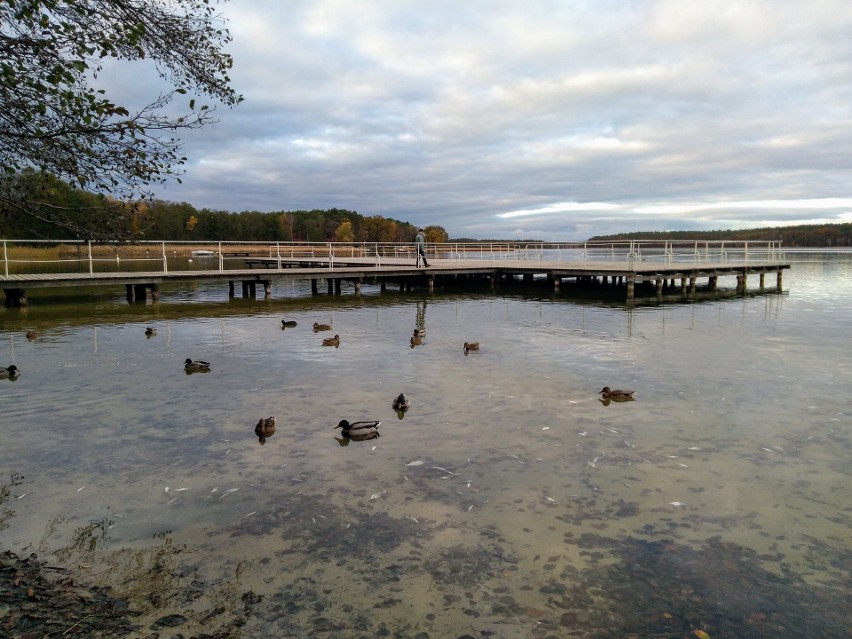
xmin=0 ymin=239 xmax=790 ymax=306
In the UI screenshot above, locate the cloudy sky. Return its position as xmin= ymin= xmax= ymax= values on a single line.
xmin=145 ymin=0 xmax=852 ymax=239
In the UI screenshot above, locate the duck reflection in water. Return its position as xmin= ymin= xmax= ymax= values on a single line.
xmin=255 ymin=416 xmax=276 ymax=445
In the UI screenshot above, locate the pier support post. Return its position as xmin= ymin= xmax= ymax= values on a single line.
xmin=264 ymin=281 xmax=272 ymax=298
xmin=428 ymin=275 xmax=435 ymax=292
xmin=229 ymin=281 xmax=235 ymax=298
xmin=3 ymin=288 xmax=27 ymax=307
xmin=553 ymin=276 xmax=560 ymax=292
xmin=335 ymin=279 xmax=341 ymax=294
xmin=327 ymin=279 xmax=333 ymax=295
xmin=150 ymin=284 xmax=159 ymax=301
xmin=311 ymin=279 xmax=318 ymax=294
xmin=689 ymin=277 xmax=697 ymax=294
xmin=655 ymin=278 xmax=663 ymax=295
xmin=354 ymin=278 xmax=362 ymax=294
xmin=134 ymin=284 xmax=147 ymax=302
xmin=776 ymin=270 xmax=783 ymax=291
xmin=736 ymin=273 xmax=746 ymax=293
xmin=380 ymin=280 xmax=386 ymax=292
xmin=626 ymin=275 xmax=635 ymax=302
xmin=759 ymin=272 xmax=765 ymax=290
xmin=523 ymin=273 xmax=533 ymax=283
xmin=708 ymin=276 xmax=718 ymax=291
xmin=125 ymin=284 xmax=133 ymax=302
xmin=680 ymin=277 xmax=688 ymax=295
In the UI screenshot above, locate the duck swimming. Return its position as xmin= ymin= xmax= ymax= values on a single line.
xmin=322 ymin=334 xmax=340 ymax=347
xmin=335 ymin=419 xmax=381 ymax=440
xmin=281 ymin=320 xmax=298 ymax=328
xmin=255 ymin=416 xmax=276 ymax=444
xmin=184 ymin=358 xmax=211 ymax=373
xmin=145 ymin=327 xmax=157 ymax=337
xmin=463 ymin=341 xmax=480 ymax=354
xmin=313 ymin=322 xmax=332 ymax=332
xmin=0 ymin=365 xmax=20 ymax=379
xmin=392 ymin=393 xmax=411 ymax=411
xmin=413 ymin=328 xmax=426 ymax=338
xmin=600 ymin=386 xmax=635 ymax=401
xmin=410 ymin=335 xmax=422 ymax=348
xmin=25 ymin=331 xmax=38 ymax=341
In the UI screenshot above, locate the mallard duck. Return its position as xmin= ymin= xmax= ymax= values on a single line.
xmin=145 ymin=327 xmax=157 ymax=337
xmin=322 ymin=334 xmax=340 ymax=347
xmin=410 ymin=335 xmax=422 ymax=347
xmin=392 ymin=392 xmax=411 ymax=411
xmin=413 ymin=328 xmax=426 ymax=338
xmin=313 ymin=322 xmax=332 ymax=332
xmin=463 ymin=341 xmax=480 ymax=354
xmin=184 ymin=358 xmax=211 ymax=373
xmin=600 ymin=386 xmax=635 ymax=401
xmin=0 ymin=365 xmax=20 ymax=379
xmin=281 ymin=320 xmax=298 ymax=328
xmin=25 ymin=330 xmax=38 ymax=341
xmin=335 ymin=419 xmax=381 ymax=439
xmin=255 ymin=416 xmax=276 ymax=444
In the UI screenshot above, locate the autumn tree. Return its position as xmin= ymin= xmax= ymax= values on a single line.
xmin=0 ymin=0 xmax=241 ymax=239
xmin=335 ymin=220 xmax=354 ymax=242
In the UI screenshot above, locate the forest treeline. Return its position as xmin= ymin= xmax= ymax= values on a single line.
xmin=2 ymin=171 xmax=849 ymax=246
xmin=589 ymin=223 xmax=852 ymax=247
xmin=0 ymin=171 xmax=448 ymax=244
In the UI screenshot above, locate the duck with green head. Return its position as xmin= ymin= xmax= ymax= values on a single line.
xmin=0 ymin=365 xmax=20 ymax=380
xmin=335 ymin=419 xmax=381 ymax=440
xmin=184 ymin=358 xmax=211 ymax=373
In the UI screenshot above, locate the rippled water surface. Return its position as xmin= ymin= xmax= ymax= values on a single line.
xmin=1 ymin=250 xmax=850 ymax=638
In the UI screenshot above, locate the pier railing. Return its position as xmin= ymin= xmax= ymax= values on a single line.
xmin=1 ymin=239 xmax=785 ymax=277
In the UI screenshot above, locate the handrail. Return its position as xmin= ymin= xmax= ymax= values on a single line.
xmin=0 ymin=238 xmax=786 ymax=277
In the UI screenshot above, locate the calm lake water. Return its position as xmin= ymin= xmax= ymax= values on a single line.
xmin=1 ymin=250 xmax=850 ymax=638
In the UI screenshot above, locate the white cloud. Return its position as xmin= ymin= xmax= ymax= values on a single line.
xmin=133 ymin=0 xmax=852 ymax=239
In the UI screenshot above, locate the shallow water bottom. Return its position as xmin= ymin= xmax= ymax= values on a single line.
xmin=1 ymin=284 xmax=851 ymax=637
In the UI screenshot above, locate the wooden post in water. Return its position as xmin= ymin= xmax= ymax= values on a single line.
xmin=311 ymin=279 xmax=318 ymax=294
xmin=680 ymin=277 xmax=688 ymax=295
xmin=626 ymin=274 xmax=635 ymax=301
xmin=689 ymin=277 xmax=697 ymax=294
xmin=326 ymin=279 xmax=333 ymax=295
xmin=354 ymin=278 xmax=362 ymax=294
xmin=334 ymin=279 xmax=341 ymax=294
xmin=150 ymin=284 xmax=159 ymax=301
xmin=708 ymin=276 xmax=718 ymax=291
xmin=759 ymin=272 xmax=765 ymax=290
xmin=264 ymin=281 xmax=272 ymax=298
xmin=228 ymin=281 xmax=235 ymax=298
xmin=776 ymin=270 xmax=783 ymax=290
xmin=3 ymin=288 xmax=27 ymax=307
xmin=428 ymin=275 xmax=434 ymax=293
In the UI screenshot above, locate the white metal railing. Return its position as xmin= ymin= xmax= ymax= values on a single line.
xmin=0 ymin=238 xmax=786 ymax=277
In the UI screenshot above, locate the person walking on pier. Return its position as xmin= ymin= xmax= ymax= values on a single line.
xmin=415 ymin=228 xmax=430 ymax=267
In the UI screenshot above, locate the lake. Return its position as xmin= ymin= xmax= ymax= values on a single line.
xmin=1 ymin=249 xmax=850 ymax=638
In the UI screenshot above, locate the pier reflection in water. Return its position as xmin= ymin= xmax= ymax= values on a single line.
xmin=0 ymin=251 xmax=849 ymax=638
